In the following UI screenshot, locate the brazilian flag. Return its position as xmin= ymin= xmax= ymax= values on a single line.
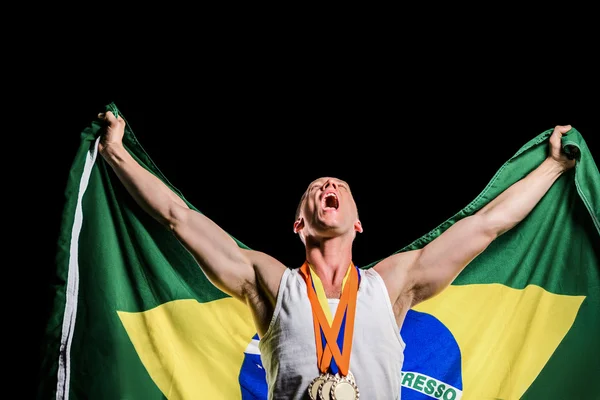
xmin=38 ymin=103 xmax=599 ymax=399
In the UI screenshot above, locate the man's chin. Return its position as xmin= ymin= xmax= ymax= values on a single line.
xmin=315 ymin=224 xmax=349 ymax=238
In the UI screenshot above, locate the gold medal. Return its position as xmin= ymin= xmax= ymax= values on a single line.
xmin=330 ymin=374 xmax=359 ymax=400
xmin=318 ymin=373 xmax=340 ymax=400
xmin=309 ymin=373 xmax=329 ymax=400
xmin=345 ymin=370 xmax=355 ymax=383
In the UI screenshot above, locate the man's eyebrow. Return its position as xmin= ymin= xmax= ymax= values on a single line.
xmin=308 ymin=179 xmax=349 ymax=189
xmin=333 ymin=179 xmax=349 ymax=188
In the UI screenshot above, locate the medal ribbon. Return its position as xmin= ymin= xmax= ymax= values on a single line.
xmin=309 ymin=263 xmax=350 ymax=324
xmin=309 ymin=263 xmax=349 ymax=375
xmin=299 ymin=261 xmax=360 ymax=377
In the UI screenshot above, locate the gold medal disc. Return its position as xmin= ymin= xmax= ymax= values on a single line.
xmin=309 ymin=374 xmax=329 ymax=400
xmin=318 ymin=374 xmax=339 ymax=400
xmin=330 ymin=377 xmax=359 ymax=400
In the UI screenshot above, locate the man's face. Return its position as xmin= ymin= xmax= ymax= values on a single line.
xmin=294 ymin=177 xmax=362 ymax=240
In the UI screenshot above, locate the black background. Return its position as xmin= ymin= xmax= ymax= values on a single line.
xmin=30 ymin=44 xmax=599 ymax=398
xmin=47 ymin=71 xmax=599 ymax=271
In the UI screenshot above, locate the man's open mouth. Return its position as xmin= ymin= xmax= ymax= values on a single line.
xmin=322 ymin=192 xmax=339 ymax=210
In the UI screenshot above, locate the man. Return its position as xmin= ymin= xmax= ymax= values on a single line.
xmin=98 ymin=110 xmax=575 ymax=400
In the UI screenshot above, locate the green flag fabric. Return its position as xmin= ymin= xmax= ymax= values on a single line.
xmin=39 ymin=103 xmax=599 ymax=399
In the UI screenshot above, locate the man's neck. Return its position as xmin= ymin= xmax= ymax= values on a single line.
xmin=305 ymin=236 xmax=353 ymax=288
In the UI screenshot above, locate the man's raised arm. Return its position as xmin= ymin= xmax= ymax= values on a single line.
xmin=97 ymin=111 xmax=261 ymax=302
xmin=378 ymin=125 xmax=576 ymax=309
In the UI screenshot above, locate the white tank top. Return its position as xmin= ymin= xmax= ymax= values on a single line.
xmin=259 ymin=267 xmax=406 ymax=400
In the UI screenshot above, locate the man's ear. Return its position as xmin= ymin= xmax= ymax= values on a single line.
xmin=293 ymin=218 xmax=305 ymax=233
xmin=354 ymin=220 xmax=363 ymax=233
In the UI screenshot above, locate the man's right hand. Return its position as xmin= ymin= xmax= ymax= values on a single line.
xmin=98 ymin=111 xmax=126 ymax=153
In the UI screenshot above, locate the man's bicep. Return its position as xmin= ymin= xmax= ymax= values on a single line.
xmin=172 ymin=208 xmax=258 ymax=300
xmin=412 ymin=215 xmax=496 ymax=303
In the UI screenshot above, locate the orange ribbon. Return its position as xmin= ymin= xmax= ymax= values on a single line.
xmin=299 ymin=261 xmax=358 ymax=377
